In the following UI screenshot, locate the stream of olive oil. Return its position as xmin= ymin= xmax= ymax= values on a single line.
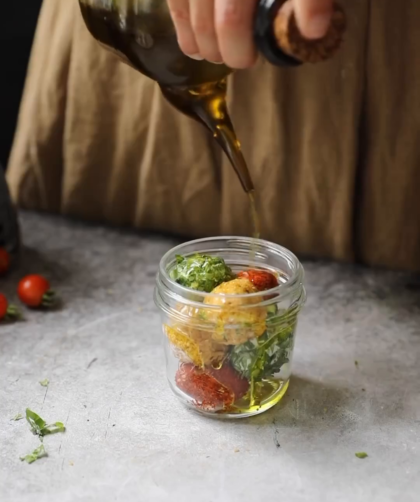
xmin=248 ymin=191 xmax=260 ymax=262
xmin=249 ymin=192 xmax=260 ymax=239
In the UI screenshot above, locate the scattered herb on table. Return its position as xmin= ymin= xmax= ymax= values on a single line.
xmin=354 ymin=360 xmax=359 ymax=367
xmin=20 ymin=444 xmax=48 ymax=464
xmin=39 ymin=379 xmax=49 ymax=387
xmin=355 ymin=452 xmax=368 ymax=459
xmin=11 ymin=413 xmax=23 ymax=421
xmin=25 ymin=409 xmax=66 ymax=438
xmin=169 ymin=254 xmax=235 ymax=292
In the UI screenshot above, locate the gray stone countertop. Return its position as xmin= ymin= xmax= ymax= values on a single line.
xmin=1 ymin=212 xmax=419 ymax=502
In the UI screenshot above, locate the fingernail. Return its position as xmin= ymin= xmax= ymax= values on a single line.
xmin=208 ymin=53 xmax=224 ymax=65
xmin=305 ymin=14 xmax=331 ymax=39
xmin=187 ymin=53 xmax=204 ymax=60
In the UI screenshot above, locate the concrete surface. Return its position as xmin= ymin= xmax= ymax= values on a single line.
xmin=1 ymin=211 xmax=419 ymax=502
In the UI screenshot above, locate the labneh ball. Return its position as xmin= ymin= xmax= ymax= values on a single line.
xmin=203 ymin=278 xmax=267 ymax=345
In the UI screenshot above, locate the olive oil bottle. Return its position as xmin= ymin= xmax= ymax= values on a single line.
xmin=78 ymin=0 xmax=345 ymax=235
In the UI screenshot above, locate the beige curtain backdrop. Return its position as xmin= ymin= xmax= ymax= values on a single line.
xmin=6 ymin=0 xmax=420 ymax=271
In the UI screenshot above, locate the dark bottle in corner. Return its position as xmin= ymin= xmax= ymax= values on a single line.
xmin=0 ymin=165 xmax=20 ymax=262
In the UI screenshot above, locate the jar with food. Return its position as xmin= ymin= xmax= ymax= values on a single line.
xmin=155 ymin=237 xmax=306 ymax=418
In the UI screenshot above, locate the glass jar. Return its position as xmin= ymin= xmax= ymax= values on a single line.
xmin=154 ymin=237 xmax=306 ymax=418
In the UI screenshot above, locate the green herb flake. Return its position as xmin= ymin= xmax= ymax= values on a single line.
xmin=231 ymin=317 xmax=295 ymax=381
xmin=355 ymin=452 xmax=368 ymax=459
xmin=25 ymin=409 xmax=66 ymax=438
xmin=39 ymin=379 xmax=49 ymax=387
xmin=169 ymin=254 xmax=235 ymax=293
xmin=354 ymin=360 xmax=359 ymax=367
xmin=20 ymin=444 xmax=47 ymax=464
xmin=230 ymin=308 xmax=298 ymax=403
xmin=11 ymin=413 xmax=24 ymax=421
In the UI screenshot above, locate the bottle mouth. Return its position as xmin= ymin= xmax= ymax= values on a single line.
xmin=155 ymin=236 xmax=305 ymax=308
xmin=254 ymin=0 xmax=302 ymax=68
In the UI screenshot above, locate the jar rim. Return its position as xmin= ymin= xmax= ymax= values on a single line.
xmin=158 ymin=236 xmax=304 ymax=301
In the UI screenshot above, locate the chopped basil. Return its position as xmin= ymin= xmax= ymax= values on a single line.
xmin=230 ymin=308 xmax=297 ymax=402
xmin=19 ymin=410 xmax=65 ymax=464
xmin=11 ymin=413 xmax=23 ymax=421
xmin=230 ymin=308 xmax=296 ymax=380
xmin=26 ymin=409 xmax=66 ymax=437
xmin=355 ymin=452 xmax=368 ymax=459
xmin=170 ymin=254 xmax=235 ymax=292
xmin=39 ymin=379 xmax=49 ymax=387
xmin=20 ymin=444 xmax=47 ymax=464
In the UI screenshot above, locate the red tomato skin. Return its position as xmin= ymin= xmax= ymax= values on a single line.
xmin=17 ymin=275 xmax=51 ymax=307
xmin=176 ymin=364 xmax=234 ymax=410
xmin=0 ymin=248 xmax=10 ymax=276
xmin=206 ymin=364 xmax=249 ymax=400
xmin=0 ymin=293 xmax=8 ymax=319
xmin=237 ymin=269 xmax=278 ymax=292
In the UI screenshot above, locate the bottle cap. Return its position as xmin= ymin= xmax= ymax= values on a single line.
xmin=255 ymin=0 xmax=347 ymax=66
xmin=255 ymin=0 xmax=302 ymax=67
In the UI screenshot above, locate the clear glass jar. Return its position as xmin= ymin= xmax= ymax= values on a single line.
xmin=155 ymin=237 xmax=306 ymax=419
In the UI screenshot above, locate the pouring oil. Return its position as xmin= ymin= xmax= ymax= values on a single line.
xmin=79 ymin=1 xmax=260 ymax=238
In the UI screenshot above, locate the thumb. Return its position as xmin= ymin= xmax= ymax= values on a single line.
xmin=293 ymin=0 xmax=334 ymax=39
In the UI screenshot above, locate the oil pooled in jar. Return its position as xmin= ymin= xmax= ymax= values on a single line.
xmin=80 ymin=2 xmax=258 ymax=234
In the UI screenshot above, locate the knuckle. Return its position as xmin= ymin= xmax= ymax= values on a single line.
xmin=217 ymin=4 xmax=245 ymax=30
xmin=170 ymin=8 xmax=190 ymax=24
xmin=191 ymin=19 xmax=216 ymax=37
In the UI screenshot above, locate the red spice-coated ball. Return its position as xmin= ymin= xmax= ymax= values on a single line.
xmin=237 ymin=269 xmax=278 ymax=292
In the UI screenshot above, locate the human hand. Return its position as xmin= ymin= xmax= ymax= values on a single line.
xmin=167 ymin=0 xmax=334 ymax=69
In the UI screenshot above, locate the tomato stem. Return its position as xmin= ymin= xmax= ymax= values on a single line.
xmin=6 ymin=305 xmax=22 ymax=321
xmin=41 ymin=290 xmax=57 ymax=308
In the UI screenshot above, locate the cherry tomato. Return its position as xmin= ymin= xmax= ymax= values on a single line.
xmin=17 ymin=275 xmax=56 ymax=308
xmin=0 ymin=248 xmax=10 ymax=276
xmin=237 ymin=269 xmax=278 ymax=292
xmin=0 ymin=293 xmax=9 ymax=319
xmin=0 ymin=293 xmax=21 ymax=321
